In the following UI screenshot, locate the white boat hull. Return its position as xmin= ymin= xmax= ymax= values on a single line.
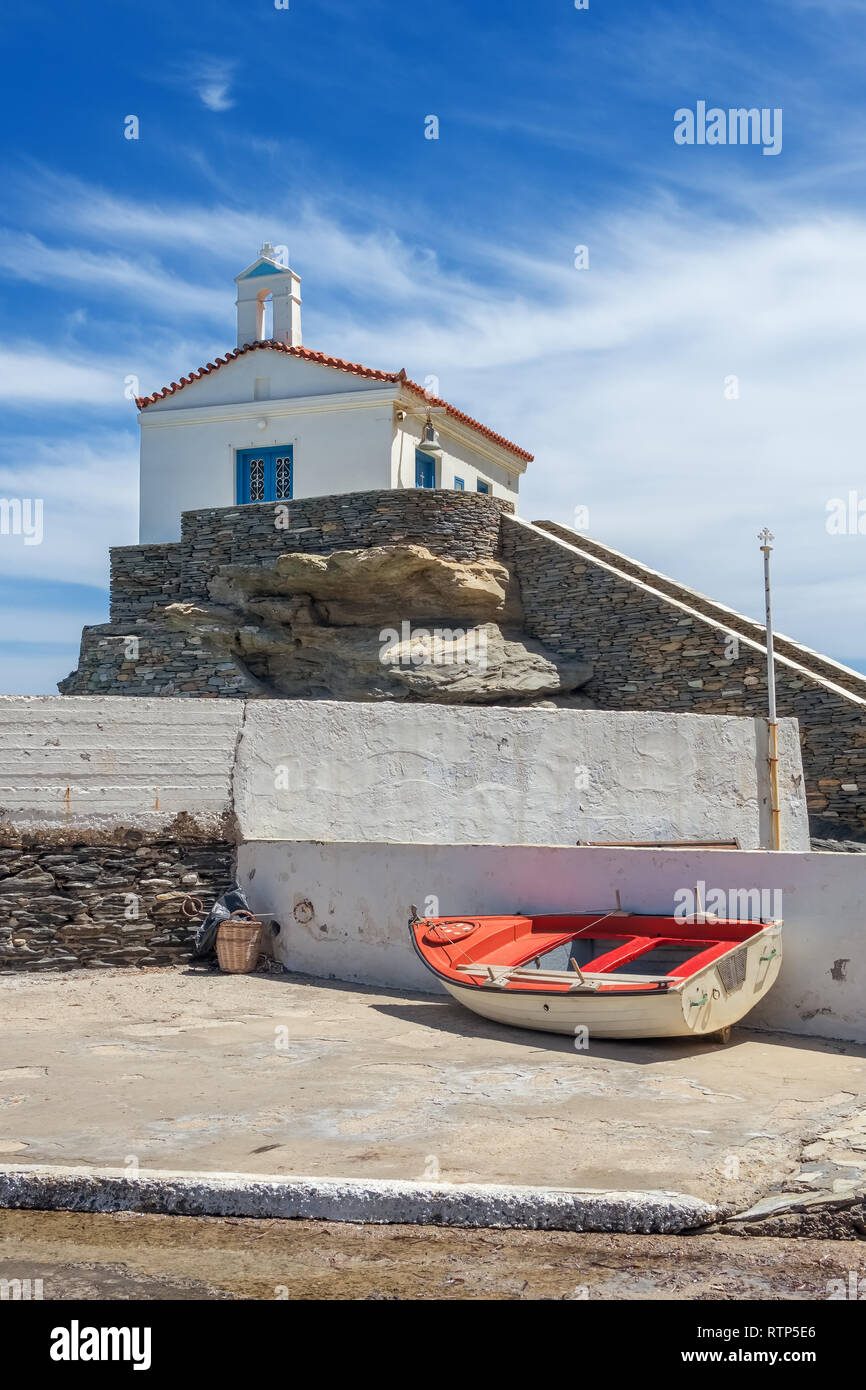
xmin=442 ymin=924 xmax=782 ymax=1040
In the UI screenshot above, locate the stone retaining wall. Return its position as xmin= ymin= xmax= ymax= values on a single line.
xmin=109 ymin=544 xmax=182 ymax=624
xmin=60 ymin=624 xmax=259 ymax=698
xmin=535 ymin=520 xmax=866 ymax=702
xmin=58 ymin=492 xmax=866 ymax=840
xmin=0 ymin=838 xmax=233 ymax=971
xmin=106 ymin=490 xmax=514 ymax=622
xmin=504 ymin=517 xmax=866 ymax=839
xmin=179 ymin=490 xmax=512 ymax=597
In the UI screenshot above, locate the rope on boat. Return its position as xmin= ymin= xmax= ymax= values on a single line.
xmin=566 ymin=907 xmax=624 ymax=941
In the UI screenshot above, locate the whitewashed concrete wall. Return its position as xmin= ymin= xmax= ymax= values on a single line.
xmin=1 ymin=698 xmax=804 ymax=848
xmin=2 ymin=695 xmax=860 ymax=1043
xmin=0 ymin=696 xmax=242 ymax=834
xmin=239 ymin=841 xmax=866 ymax=1044
xmin=234 ymin=702 xmax=809 ymax=852
xmin=391 ymin=423 xmax=521 ymax=503
xmin=139 ymin=390 xmax=395 ymax=543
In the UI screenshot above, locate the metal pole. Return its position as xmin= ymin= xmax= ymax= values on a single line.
xmin=758 ymin=528 xmax=781 ymax=850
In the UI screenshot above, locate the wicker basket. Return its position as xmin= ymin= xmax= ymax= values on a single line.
xmin=216 ymin=915 xmax=263 ymax=974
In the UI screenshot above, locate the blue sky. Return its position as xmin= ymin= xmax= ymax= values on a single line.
xmin=1 ymin=0 xmax=865 ymax=692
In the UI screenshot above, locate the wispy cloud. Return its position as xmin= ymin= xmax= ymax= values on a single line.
xmin=0 ymin=229 xmax=227 ymax=320
xmin=193 ymin=58 xmax=236 ymax=112
xmin=0 ymin=347 xmax=123 ymax=405
xmin=0 ymin=432 xmax=138 ymax=587
xmin=159 ymin=56 xmax=238 ymax=112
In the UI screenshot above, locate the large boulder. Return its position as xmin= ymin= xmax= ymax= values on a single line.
xmin=163 ymin=603 xmax=591 ymax=704
xmin=160 ymin=541 xmax=591 ymax=703
xmin=209 ymin=543 xmax=522 ymax=625
xmin=382 ymin=624 xmax=592 ymax=703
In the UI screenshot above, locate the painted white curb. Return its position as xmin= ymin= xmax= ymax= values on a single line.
xmin=0 ymin=1164 xmax=721 ymax=1234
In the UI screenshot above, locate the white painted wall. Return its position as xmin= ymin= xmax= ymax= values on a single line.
xmin=2 ymin=699 xmax=803 ymax=849
xmin=140 ymin=390 xmax=395 ymax=543
xmin=143 ymin=354 xmax=388 ymax=411
xmin=234 ymin=702 xmax=809 ymax=851
xmin=0 ymin=696 xmax=242 ymax=834
xmin=391 ymin=422 xmax=521 ymax=504
xmin=238 ymin=840 xmax=866 ymax=1044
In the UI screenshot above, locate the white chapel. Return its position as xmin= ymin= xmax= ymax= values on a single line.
xmin=136 ymin=245 xmax=533 ymax=543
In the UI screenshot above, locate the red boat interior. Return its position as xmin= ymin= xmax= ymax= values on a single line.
xmin=412 ymin=913 xmax=764 ymax=993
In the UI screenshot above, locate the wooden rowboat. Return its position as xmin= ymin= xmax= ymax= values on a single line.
xmin=409 ymin=905 xmax=783 ymax=1041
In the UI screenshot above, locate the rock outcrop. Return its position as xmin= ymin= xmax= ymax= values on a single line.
xmin=159 ymin=544 xmax=592 ymax=703
xmin=211 ymin=544 xmax=521 ymax=625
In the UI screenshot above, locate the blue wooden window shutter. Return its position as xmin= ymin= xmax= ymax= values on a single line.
xmin=237 ymin=446 xmax=293 ymax=503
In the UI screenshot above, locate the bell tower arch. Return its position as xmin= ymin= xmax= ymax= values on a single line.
xmin=234 ymin=243 xmax=302 ymax=347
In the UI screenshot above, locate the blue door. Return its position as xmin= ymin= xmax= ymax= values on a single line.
xmin=237 ymin=446 xmax=293 ymax=504
xmin=415 ymin=450 xmax=436 ymax=488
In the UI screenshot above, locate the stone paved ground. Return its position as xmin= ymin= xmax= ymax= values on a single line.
xmin=1 ymin=967 xmax=864 ymax=1216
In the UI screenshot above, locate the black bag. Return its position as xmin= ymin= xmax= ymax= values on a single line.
xmin=193 ymin=883 xmax=252 ymax=957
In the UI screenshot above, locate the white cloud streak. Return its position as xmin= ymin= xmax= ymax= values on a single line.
xmin=156 ymin=56 xmax=238 ymax=112
xmin=0 ymin=433 xmax=138 ymax=587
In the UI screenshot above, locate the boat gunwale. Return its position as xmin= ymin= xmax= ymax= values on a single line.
xmin=409 ymin=914 xmax=781 ymax=1000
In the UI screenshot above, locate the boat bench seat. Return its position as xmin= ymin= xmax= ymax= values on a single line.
xmin=455 ymin=963 xmax=679 ymax=989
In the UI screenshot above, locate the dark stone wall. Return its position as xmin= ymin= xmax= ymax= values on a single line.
xmin=59 ymin=624 xmax=258 ymax=698
xmin=109 ymin=543 xmax=182 ymax=624
xmin=179 ymin=490 xmax=513 ymax=597
xmin=107 ymin=490 xmax=514 ymax=619
xmin=0 ymin=838 xmax=234 ymax=971
xmin=535 ymin=521 xmax=866 ymax=703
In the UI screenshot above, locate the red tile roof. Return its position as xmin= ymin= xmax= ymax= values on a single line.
xmin=135 ymin=339 xmax=533 ymax=463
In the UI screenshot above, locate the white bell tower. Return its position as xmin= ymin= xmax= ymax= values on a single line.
xmin=234 ymin=243 xmax=302 ymax=348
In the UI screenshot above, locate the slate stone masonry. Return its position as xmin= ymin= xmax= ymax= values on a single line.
xmin=108 ymin=490 xmax=515 ymax=622
xmin=534 ymin=520 xmax=866 ymax=703
xmin=181 ymin=489 xmax=514 ymax=601
xmin=0 ymin=838 xmax=234 ymax=971
xmin=59 ymin=625 xmax=257 ymax=699
xmin=110 ymin=543 xmax=182 ymax=624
